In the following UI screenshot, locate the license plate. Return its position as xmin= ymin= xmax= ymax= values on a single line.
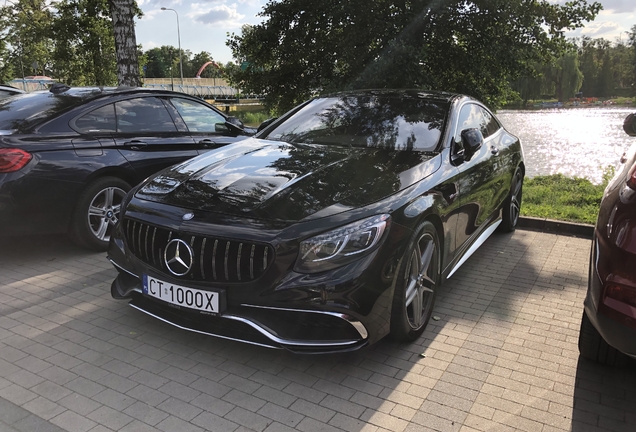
xmin=142 ymin=275 xmax=224 ymax=313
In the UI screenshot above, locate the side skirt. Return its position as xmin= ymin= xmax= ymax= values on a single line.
xmin=446 ymin=219 xmax=502 ymax=279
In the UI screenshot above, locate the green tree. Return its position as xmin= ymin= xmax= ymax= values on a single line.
xmin=189 ymin=52 xmax=224 ymax=78
xmin=0 ymin=39 xmax=15 ymax=84
xmin=547 ymin=50 xmax=584 ymax=101
xmin=51 ymin=0 xmax=117 ymax=85
xmin=228 ymin=0 xmax=602 ymax=113
xmin=144 ymin=45 xmax=181 ymax=78
xmin=0 ymin=0 xmax=55 ymax=78
xmin=628 ymin=25 xmax=636 ymax=92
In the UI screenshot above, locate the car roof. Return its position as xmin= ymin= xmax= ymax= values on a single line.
xmin=0 ymin=86 xmax=212 ymax=133
xmin=0 ymin=84 xmax=25 ymax=94
xmin=36 ymin=85 xmax=193 ymax=102
xmin=321 ymin=89 xmax=463 ymax=103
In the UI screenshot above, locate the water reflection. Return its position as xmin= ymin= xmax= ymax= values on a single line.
xmin=497 ymin=107 xmax=635 ymax=184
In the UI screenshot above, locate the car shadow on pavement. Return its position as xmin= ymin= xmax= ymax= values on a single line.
xmin=2 ymin=228 xmax=636 ymax=432
xmin=572 ymin=357 xmax=636 ymax=431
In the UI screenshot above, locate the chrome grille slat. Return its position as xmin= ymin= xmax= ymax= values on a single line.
xmin=200 ymin=238 xmax=207 ymax=280
xmin=212 ymin=239 xmax=218 ymax=280
xmin=132 ymin=221 xmax=138 ymax=253
xmin=137 ymin=222 xmax=143 ymax=257
xmin=263 ymin=248 xmax=268 ymax=270
xmin=189 ymin=236 xmax=196 ymax=277
xmin=237 ymin=243 xmax=243 ymax=281
xmin=122 ymin=218 xmax=273 ymax=283
xmin=144 ymin=225 xmax=150 ymax=261
xmin=151 ymin=227 xmax=157 ymax=265
xmin=224 ymin=242 xmax=230 ymax=281
xmin=250 ymin=245 xmax=255 ymax=279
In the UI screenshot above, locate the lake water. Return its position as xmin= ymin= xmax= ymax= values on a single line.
xmin=496 ymin=107 xmax=635 ymax=184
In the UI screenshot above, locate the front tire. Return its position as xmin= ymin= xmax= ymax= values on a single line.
xmin=499 ymin=167 xmax=523 ymax=232
xmin=390 ymin=221 xmax=440 ymax=341
xmin=70 ymin=177 xmax=130 ymax=251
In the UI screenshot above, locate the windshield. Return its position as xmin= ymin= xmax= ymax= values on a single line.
xmin=0 ymin=92 xmax=83 ymax=132
xmin=262 ymin=95 xmax=449 ymax=152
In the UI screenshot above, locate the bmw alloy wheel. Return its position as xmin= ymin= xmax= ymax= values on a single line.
xmin=87 ymin=186 xmax=126 ymax=242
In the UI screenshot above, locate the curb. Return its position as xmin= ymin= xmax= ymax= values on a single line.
xmin=518 ymin=216 xmax=594 ymax=239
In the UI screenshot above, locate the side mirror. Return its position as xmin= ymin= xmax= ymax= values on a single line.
xmin=226 ymin=116 xmax=244 ymax=129
xmin=460 ymin=128 xmax=484 ymax=161
xmin=224 ymin=116 xmax=245 ymax=134
xmin=257 ymin=117 xmax=278 ymax=133
xmin=624 ymin=113 xmax=636 ymax=137
xmin=214 ymin=123 xmax=229 ymax=133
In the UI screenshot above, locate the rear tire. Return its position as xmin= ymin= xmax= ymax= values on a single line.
xmin=390 ymin=221 xmax=440 ymax=342
xmin=578 ymin=310 xmax=629 ymax=367
xmin=499 ymin=167 xmax=523 ymax=232
xmin=70 ymin=177 xmax=130 ymax=251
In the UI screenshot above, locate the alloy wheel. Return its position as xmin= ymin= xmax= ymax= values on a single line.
xmin=404 ymin=232 xmax=438 ymax=330
xmin=509 ymin=171 xmax=523 ymax=227
xmin=87 ymin=186 xmax=126 ymax=242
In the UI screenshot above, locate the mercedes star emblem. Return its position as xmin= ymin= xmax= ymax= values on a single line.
xmin=164 ymin=239 xmax=194 ymax=276
xmin=182 ymin=212 xmax=194 ymax=221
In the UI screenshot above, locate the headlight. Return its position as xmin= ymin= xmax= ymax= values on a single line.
xmin=294 ymin=214 xmax=390 ymax=273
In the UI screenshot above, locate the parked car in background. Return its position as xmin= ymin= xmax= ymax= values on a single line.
xmin=0 ymin=84 xmax=25 ymax=99
xmin=0 ymin=85 xmax=254 ymax=250
xmin=108 ymin=89 xmax=525 ymax=352
xmin=579 ymin=113 xmax=636 ymax=365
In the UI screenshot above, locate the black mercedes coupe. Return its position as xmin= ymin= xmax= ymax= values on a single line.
xmin=108 ymin=90 xmax=524 ymax=353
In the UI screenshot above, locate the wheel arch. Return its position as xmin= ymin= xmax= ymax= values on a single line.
xmin=80 ymin=166 xmax=138 ymax=191
xmin=517 ymin=161 xmax=526 ymax=180
xmin=66 ymin=167 xmax=137 ymax=234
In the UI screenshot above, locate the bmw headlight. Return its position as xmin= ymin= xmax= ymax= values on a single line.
xmin=295 ymin=214 xmax=390 ymax=273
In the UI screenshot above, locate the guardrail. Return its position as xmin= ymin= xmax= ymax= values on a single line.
xmin=8 ymin=79 xmax=54 ymax=92
xmin=143 ymin=83 xmax=241 ymax=98
xmin=5 ymin=79 xmax=264 ymax=101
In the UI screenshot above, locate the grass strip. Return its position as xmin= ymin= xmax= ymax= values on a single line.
xmin=521 ymin=173 xmax=610 ymax=224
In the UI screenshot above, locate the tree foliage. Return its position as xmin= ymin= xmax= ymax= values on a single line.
xmin=52 ymin=0 xmax=117 ymax=85
xmin=142 ymin=47 xmax=233 ymax=79
xmin=548 ymin=50 xmax=584 ymax=101
xmin=629 ymin=25 xmax=636 ymax=90
xmin=0 ymin=0 xmax=55 ymax=79
xmin=228 ymin=0 xmax=602 ymax=112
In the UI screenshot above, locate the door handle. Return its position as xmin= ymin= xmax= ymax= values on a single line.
xmin=125 ymin=140 xmax=148 ymax=150
xmin=199 ymin=139 xmax=218 ymax=148
xmin=490 ymin=146 xmax=500 ymax=156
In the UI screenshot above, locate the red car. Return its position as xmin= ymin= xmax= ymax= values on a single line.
xmin=579 ymin=113 xmax=636 ymax=365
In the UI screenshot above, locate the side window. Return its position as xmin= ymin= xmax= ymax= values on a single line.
xmin=114 ymin=97 xmax=177 ymax=133
xmin=169 ymin=98 xmax=226 ymax=133
xmin=481 ymin=108 xmax=500 ymax=136
xmin=0 ymin=89 xmax=17 ymax=99
xmin=455 ymin=103 xmax=489 ymax=143
xmin=75 ymin=104 xmax=116 ymax=133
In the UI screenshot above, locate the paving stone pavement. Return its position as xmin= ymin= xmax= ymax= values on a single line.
xmin=1 ymin=229 xmax=635 ymax=432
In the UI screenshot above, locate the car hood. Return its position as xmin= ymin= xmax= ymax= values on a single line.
xmin=135 ymin=138 xmax=441 ymax=222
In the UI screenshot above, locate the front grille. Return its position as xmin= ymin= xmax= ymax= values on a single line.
xmin=123 ymin=218 xmax=275 ymax=283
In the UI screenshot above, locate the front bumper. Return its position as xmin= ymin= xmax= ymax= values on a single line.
xmin=107 ymin=213 xmax=409 ymax=353
xmin=110 ymin=262 xmax=370 ymax=353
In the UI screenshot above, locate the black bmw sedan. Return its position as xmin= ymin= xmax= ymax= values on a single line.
xmin=0 ymin=85 xmax=253 ymax=250
xmin=108 ymin=90 xmax=524 ymax=352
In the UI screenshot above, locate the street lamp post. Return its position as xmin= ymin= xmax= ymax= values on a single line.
xmin=161 ymin=7 xmax=183 ymax=85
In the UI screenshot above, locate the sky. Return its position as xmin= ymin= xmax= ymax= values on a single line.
xmin=134 ymin=0 xmax=636 ymax=69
